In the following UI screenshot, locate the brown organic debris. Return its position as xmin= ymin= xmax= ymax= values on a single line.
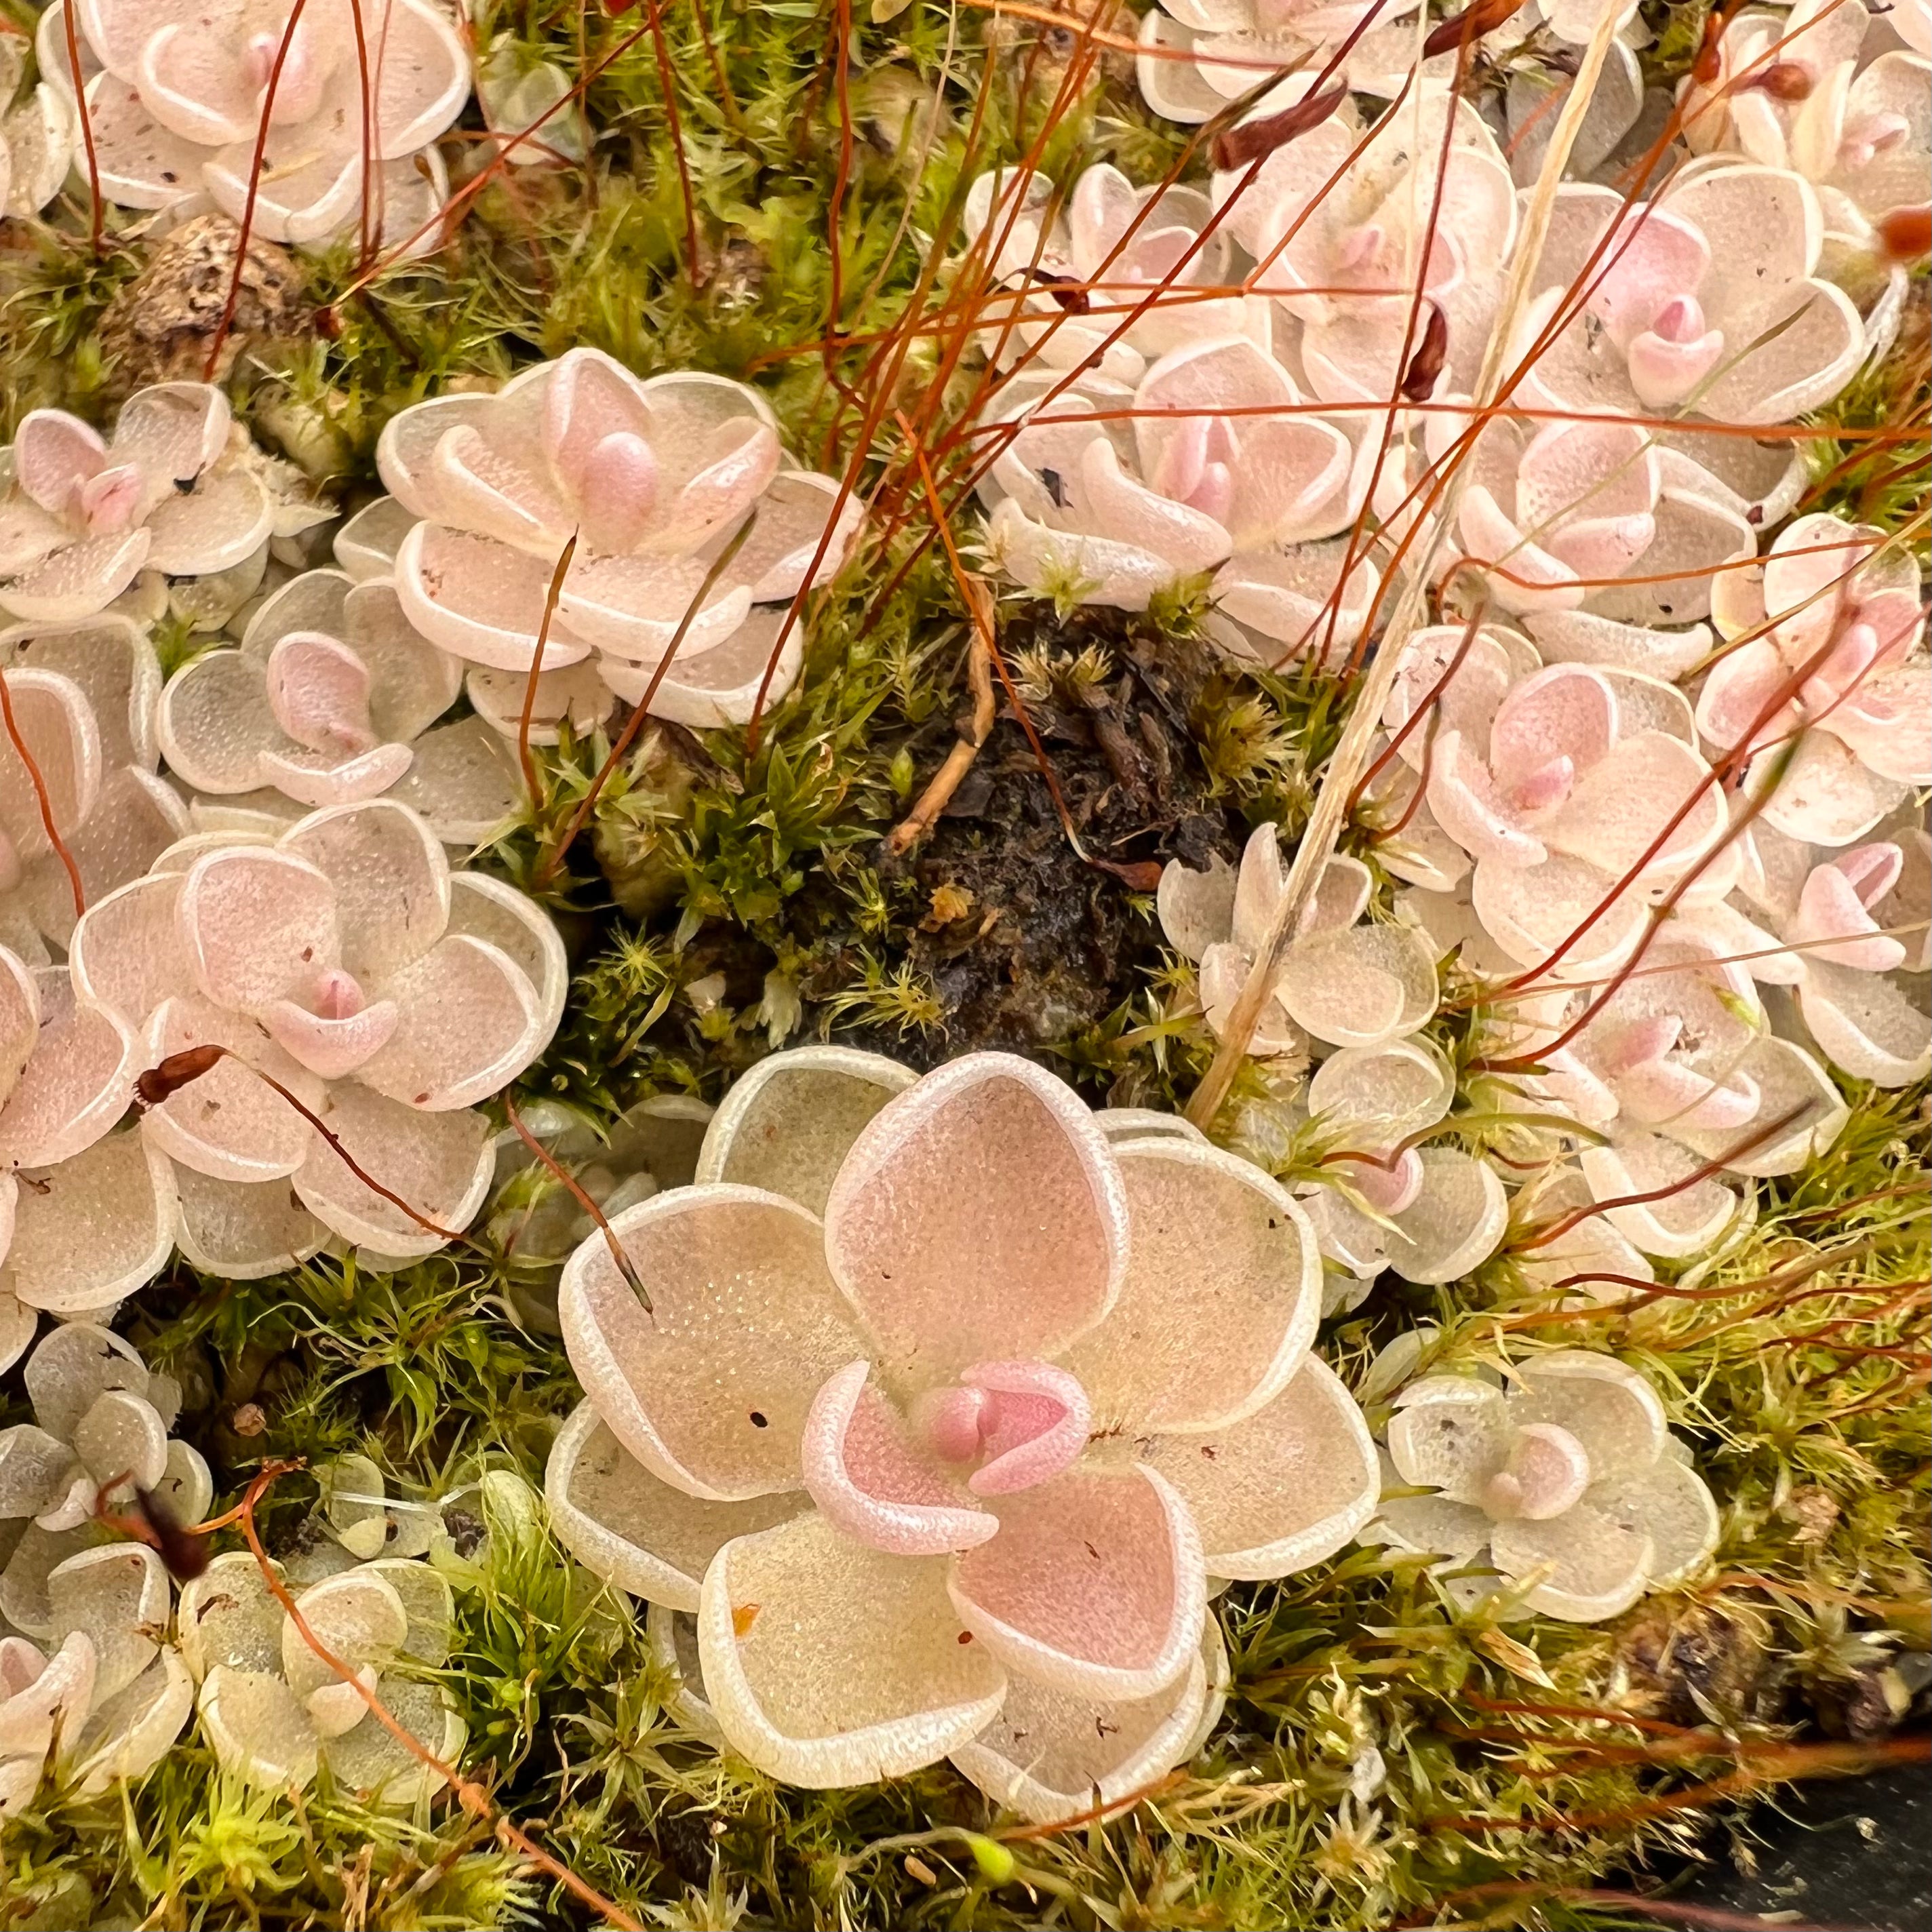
xmin=97 ymin=214 xmax=306 ymax=394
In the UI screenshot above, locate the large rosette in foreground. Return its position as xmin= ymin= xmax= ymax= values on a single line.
xmin=69 ymin=798 xmax=566 ymax=1278
xmin=547 ymin=1047 xmax=1377 ymax=1817
xmin=374 ymin=349 xmax=864 ymax=728
xmin=43 ymin=0 xmax=467 ymax=255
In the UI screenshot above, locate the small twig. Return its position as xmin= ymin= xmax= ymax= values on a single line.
xmin=502 ymin=1095 xmax=653 ymax=1314
xmin=0 ymin=669 xmax=85 ymax=920
xmin=518 ymin=533 xmax=580 ymax=806
xmin=136 ymin=1046 xmax=464 ymax=1244
xmin=886 ymin=583 xmax=998 ymax=854
xmin=230 ymin=1464 xmax=646 ymax=1931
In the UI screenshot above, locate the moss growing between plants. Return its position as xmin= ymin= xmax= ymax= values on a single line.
xmin=1 ymin=0 xmax=1926 ymax=1925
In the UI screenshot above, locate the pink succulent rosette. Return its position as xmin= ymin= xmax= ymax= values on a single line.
xmin=981 ymin=336 xmax=1375 ymax=667
xmin=156 ymin=562 xmax=522 ymax=846
xmin=1681 ymin=814 xmax=1932 ymax=1089
xmin=547 ymin=1046 xmax=1378 ymax=1814
xmin=41 ymin=0 xmax=466 ymax=255
xmin=1135 ymin=0 xmax=1423 ymax=125
xmin=1210 ymin=87 xmax=1516 ymax=416
xmin=0 ymin=384 xmax=298 ymax=625
xmin=373 ymin=349 xmax=865 ymax=730
xmin=1387 ymin=648 xmax=1731 ymax=985
xmin=67 ymin=797 xmax=566 ymax=1280
xmin=1373 ymin=1351 xmax=1720 ymax=1623
xmin=962 ymin=164 xmax=1269 ymax=383
xmin=1681 ymin=0 xmax=1930 ymax=245
xmin=1522 ymin=165 xmax=1868 ymax=498
xmin=1698 ymin=511 xmax=1929 ymax=849
xmin=1448 ymin=415 xmax=1758 ymax=682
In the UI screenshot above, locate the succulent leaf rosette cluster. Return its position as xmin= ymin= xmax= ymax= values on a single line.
xmin=370 ymin=349 xmax=865 ymax=730
xmin=68 ymin=797 xmax=566 ymax=1280
xmin=1156 ymin=826 xmax=1505 ymax=1302
xmin=547 ymin=1046 xmax=1379 ymax=1816
xmin=0 ymin=1326 xmax=211 ymax=1813
xmin=39 ymin=0 xmax=468 ymax=255
xmin=1371 ymin=1349 xmax=1720 ymax=1623
xmin=1 ymin=383 xmax=327 ymax=627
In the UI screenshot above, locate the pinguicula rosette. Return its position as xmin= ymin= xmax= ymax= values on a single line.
xmin=546 ymin=1046 xmax=1379 ymax=1817
xmin=155 ymin=561 xmax=523 ymax=848
xmin=0 ymin=383 xmax=329 ymax=628
xmin=1680 ymin=0 xmax=1931 ymax=281
xmin=67 ymin=797 xmax=566 ymax=1280
xmin=39 ymin=0 xmax=468 ymax=256
xmin=177 ymin=1547 xmax=463 ymax=1796
xmin=1369 ymin=1348 xmax=1720 ymax=1623
xmin=978 ymin=337 xmax=1379 ymax=671
xmin=1134 ymin=0 xmax=1425 ymax=126
xmin=0 ymin=1324 xmax=212 ymax=1815
xmin=370 ymin=349 xmax=865 ymax=730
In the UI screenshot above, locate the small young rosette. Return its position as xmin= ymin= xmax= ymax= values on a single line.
xmin=1517 ymin=922 xmax=1849 ymax=1258
xmin=0 ymin=1327 xmax=208 ymax=1808
xmin=0 ymin=383 xmax=318 ymax=625
xmin=43 ymin=0 xmax=467 ymax=255
xmin=1699 ymin=512 xmax=1929 ymax=850
xmin=373 ymin=349 xmax=863 ymax=729
xmin=1686 ymin=816 xmax=1932 ymax=1088
xmin=1372 ymin=1351 xmax=1720 ymax=1623
xmin=1158 ymin=824 xmax=1507 ymax=1297
xmin=1157 ymin=823 xmax=1440 ymax=1064
xmin=68 ymin=797 xmax=566 ymax=1278
xmin=157 ymin=563 xmax=521 ymax=845
xmin=178 ymin=1548 xmax=463 ymax=1796
xmin=547 ymin=1047 xmax=1378 ymax=1816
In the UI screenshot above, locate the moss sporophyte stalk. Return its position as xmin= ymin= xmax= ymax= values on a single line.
xmin=0 ymin=0 xmax=1926 ymax=1925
